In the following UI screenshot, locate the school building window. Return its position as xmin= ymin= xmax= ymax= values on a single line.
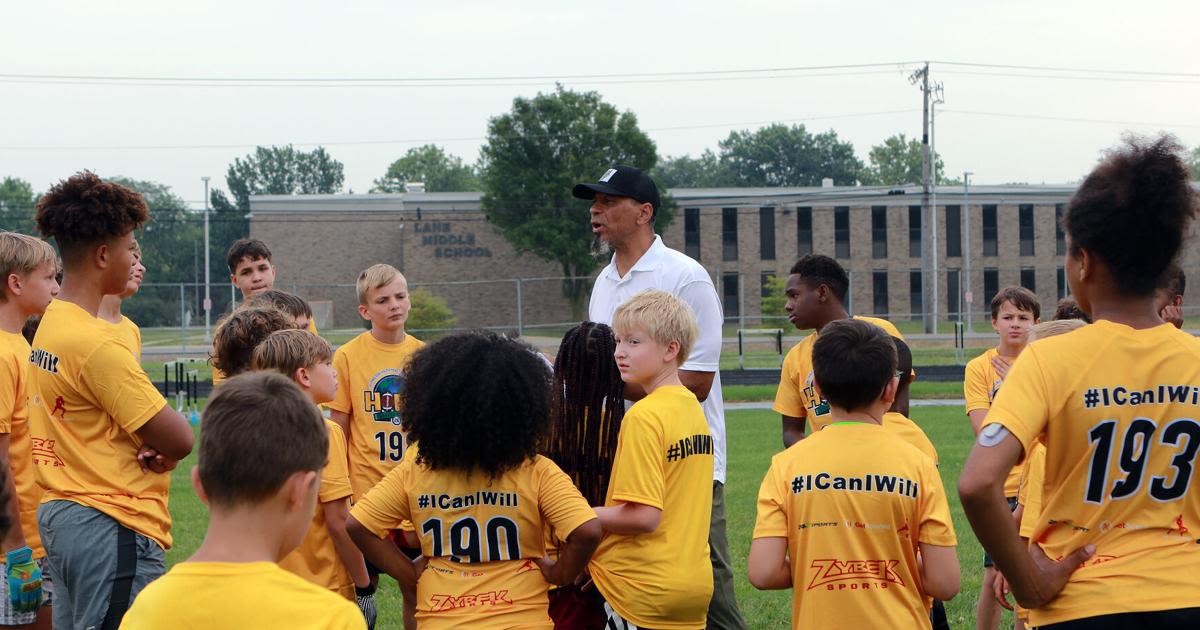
xmin=910 ymin=269 xmax=923 ymax=321
xmin=1057 ymin=266 xmax=1068 ymax=299
xmin=722 ymin=208 xmax=738 ymax=261
xmin=1055 ymin=204 xmax=1066 ymax=256
xmin=684 ymin=208 xmax=701 ymax=260
xmin=984 ymin=267 xmax=999 ymax=302
xmin=796 ymin=207 xmax=813 ymax=257
xmin=1019 ymin=204 xmax=1035 ymax=256
xmin=872 ymin=206 xmax=888 ymax=259
xmin=945 ymin=205 xmax=962 ymax=257
xmin=909 ymin=205 xmax=922 ymax=258
xmin=982 ymin=205 xmax=998 ymax=256
xmin=872 ymin=270 xmax=889 ymax=317
xmin=723 ymin=273 xmax=740 ymax=318
xmin=835 ymin=207 xmax=850 ymax=258
xmin=1021 ymin=267 xmax=1036 ymax=292
xmin=759 ymin=206 xmax=776 ymax=260
xmin=947 ymin=268 xmax=961 ymax=321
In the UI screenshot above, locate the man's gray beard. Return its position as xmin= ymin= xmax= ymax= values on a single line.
xmin=591 ymin=236 xmax=610 ymax=257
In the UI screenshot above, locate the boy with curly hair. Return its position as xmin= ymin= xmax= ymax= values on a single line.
xmin=589 ymin=289 xmax=715 ymax=629
xmin=347 ymin=332 xmax=600 ymax=630
xmin=29 ymin=172 xmax=193 ymax=629
xmin=120 ymin=372 xmax=364 ymax=629
xmin=210 ymin=306 xmax=293 ymax=379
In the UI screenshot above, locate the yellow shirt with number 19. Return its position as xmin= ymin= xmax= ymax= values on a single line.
xmin=329 ymin=331 xmax=424 ymax=500
xmin=987 ymin=321 xmax=1200 ymax=626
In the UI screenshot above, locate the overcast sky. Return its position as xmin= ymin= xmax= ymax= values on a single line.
xmin=2 ymin=0 xmax=1197 ymax=206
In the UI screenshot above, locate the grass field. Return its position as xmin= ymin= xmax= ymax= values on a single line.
xmin=160 ymin=389 xmax=1008 ymax=629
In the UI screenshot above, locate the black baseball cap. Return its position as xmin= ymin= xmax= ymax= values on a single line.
xmin=572 ymin=165 xmax=660 ymax=213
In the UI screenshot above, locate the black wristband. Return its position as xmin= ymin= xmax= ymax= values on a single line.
xmin=355 ymin=583 xmax=376 ymax=597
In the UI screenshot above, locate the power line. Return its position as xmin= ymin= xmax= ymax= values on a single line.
xmin=0 ymin=109 xmax=917 ymax=152
xmin=939 ymin=109 xmax=1200 ymax=129
xmin=932 ymin=60 xmax=1200 ymax=78
xmin=937 ymin=69 xmax=1200 ymax=86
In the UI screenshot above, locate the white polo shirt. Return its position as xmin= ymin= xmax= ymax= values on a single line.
xmin=589 ymin=235 xmax=728 ymax=484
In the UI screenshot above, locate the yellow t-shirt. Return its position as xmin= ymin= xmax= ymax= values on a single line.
xmin=1017 ymin=441 xmax=1046 ymax=540
xmin=119 ymin=561 xmax=365 ymax=630
xmin=329 ymin=331 xmax=424 ymax=500
xmin=987 ymin=321 xmax=1200 ymax=626
xmin=279 ymin=420 xmax=355 ymax=598
xmin=753 ymin=422 xmax=956 ymax=629
xmin=589 ymin=385 xmax=714 ymax=630
xmin=882 ymin=411 xmax=939 ymax=466
xmin=27 ymin=299 xmax=172 ymax=548
xmin=108 ymin=315 xmax=142 ymax=361
xmin=0 ymin=331 xmax=44 ymax=559
xmin=964 ymin=347 xmax=1022 ymax=496
xmin=774 ymin=317 xmax=904 ymax=433
xmin=350 ymin=454 xmax=595 ymax=630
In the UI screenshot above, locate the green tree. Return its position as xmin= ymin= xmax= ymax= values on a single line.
xmin=761 ymin=274 xmax=788 ymax=318
xmin=718 ymin=124 xmax=863 ymax=187
xmin=371 ymin=145 xmax=480 ymax=193
xmin=654 ymin=150 xmax=735 ymax=188
xmin=109 ymin=177 xmax=204 ymax=326
xmin=0 ymin=177 xmax=37 ymax=234
xmin=859 ymin=133 xmax=958 ymax=186
xmin=479 ymin=85 xmax=668 ymax=317
xmin=407 ymin=288 xmax=458 ymax=331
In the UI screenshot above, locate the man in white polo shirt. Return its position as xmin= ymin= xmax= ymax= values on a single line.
xmin=574 ymin=165 xmax=746 ymax=630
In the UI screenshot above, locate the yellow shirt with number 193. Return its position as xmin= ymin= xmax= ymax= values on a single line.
xmin=987 ymin=321 xmax=1200 ymax=626
xmin=774 ymin=316 xmax=904 ymax=433
xmin=329 ymin=331 xmax=424 ymax=500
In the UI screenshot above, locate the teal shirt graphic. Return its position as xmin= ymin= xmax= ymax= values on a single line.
xmin=803 ymin=370 xmax=831 ymax=417
xmin=364 ymin=369 xmax=405 ymax=426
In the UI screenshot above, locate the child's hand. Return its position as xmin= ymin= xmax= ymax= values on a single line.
xmin=992 ymin=572 xmax=1013 ymax=610
xmin=990 ymin=355 xmax=1014 ymax=380
xmin=136 ymin=445 xmax=177 ymax=474
xmin=412 ymin=555 xmax=428 ymax=581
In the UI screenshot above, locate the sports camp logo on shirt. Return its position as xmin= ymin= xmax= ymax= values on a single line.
xmin=807 ymin=559 xmax=904 ymax=591
xmin=429 ymin=591 xmax=513 ymax=611
xmin=364 ymin=369 xmax=405 ymax=425
xmin=31 ymin=437 xmax=64 ymax=468
xmin=803 ymin=371 xmax=831 ymax=416
xmin=28 ymin=348 xmax=59 ymax=374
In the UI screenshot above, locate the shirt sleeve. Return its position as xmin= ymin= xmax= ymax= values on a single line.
xmin=0 ymin=354 xmax=18 ymax=434
xmin=963 ymin=356 xmax=992 ymax=413
xmin=537 ymin=459 xmax=597 ymax=542
xmin=916 ymin=458 xmax=957 ymax=546
xmin=772 ymin=344 xmax=806 ymax=417
xmin=985 ymin=348 xmax=1051 ymax=455
xmin=328 ymin=346 xmax=352 ymax=414
xmin=320 ymin=423 xmax=353 ymax=504
xmin=607 ymin=409 xmax=665 ymax=509
xmin=80 ymin=341 xmax=166 ymax=434
xmin=349 ymin=459 xmax=412 ymax=539
xmin=677 ymin=280 xmax=722 ymax=373
xmin=752 ymin=458 xmax=788 ymax=539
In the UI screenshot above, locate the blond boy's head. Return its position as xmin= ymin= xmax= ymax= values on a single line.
xmin=1027 ymin=319 xmax=1086 ymax=343
xmin=612 ymin=289 xmax=698 ymax=366
xmin=356 ymin=264 xmax=404 ymax=305
xmin=0 ymin=232 xmax=57 ymax=303
xmin=251 ymin=329 xmax=337 ymax=404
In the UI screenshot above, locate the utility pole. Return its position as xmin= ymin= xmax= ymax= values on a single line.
xmin=963 ymin=172 xmax=973 ymax=332
xmin=202 ymin=176 xmax=212 ymax=342
xmin=910 ymin=62 xmax=935 ymax=333
xmin=930 ymin=81 xmax=944 ymax=334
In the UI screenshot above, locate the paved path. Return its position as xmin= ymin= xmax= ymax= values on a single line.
xmin=726 ymin=399 xmax=965 ymax=411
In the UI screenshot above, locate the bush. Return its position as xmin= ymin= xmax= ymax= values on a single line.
xmin=407 ymin=288 xmax=457 ymax=331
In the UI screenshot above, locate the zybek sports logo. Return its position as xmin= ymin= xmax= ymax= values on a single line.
xmin=807 ymin=559 xmax=904 ymax=591
xmin=364 ymin=369 xmax=405 ymax=425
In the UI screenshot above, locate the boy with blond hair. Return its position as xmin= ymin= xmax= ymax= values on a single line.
xmin=0 ymin=232 xmax=59 ymax=628
xmin=120 ymin=372 xmax=364 ymax=629
xmin=98 ymin=241 xmax=146 ymax=360
xmin=963 ymin=286 xmax=1040 ymax=630
xmin=31 ymin=173 xmax=193 ymax=629
xmin=251 ymin=330 xmax=375 ymax=627
xmin=750 ymin=319 xmax=959 ymax=629
xmin=589 ymin=289 xmax=714 ymax=630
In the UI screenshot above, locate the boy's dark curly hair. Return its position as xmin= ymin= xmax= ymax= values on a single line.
xmin=1065 ymin=134 xmax=1199 ymax=296
xmin=211 ymin=306 xmax=293 ymax=377
xmin=402 ymin=331 xmax=551 ymax=479
xmin=34 ymin=172 xmax=149 ymax=260
xmin=790 ymin=254 xmax=849 ymax=303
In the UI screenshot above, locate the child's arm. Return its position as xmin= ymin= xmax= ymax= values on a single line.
xmin=347 ymin=516 xmax=419 ymax=598
xmin=781 ymin=415 xmax=806 ymax=448
xmin=917 ymin=543 xmax=960 ymax=601
xmin=0 ymin=435 xmax=24 ymax=551
xmin=329 ymin=411 xmax=351 ymax=442
xmin=324 ymin=498 xmax=369 ymax=589
xmin=747 ymin=537 xmax=790 ymax=589
xmin=537 ymin=518 xmax=601 ymax=586
xmin=593 ymin=501 xmax=661 ymax=535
